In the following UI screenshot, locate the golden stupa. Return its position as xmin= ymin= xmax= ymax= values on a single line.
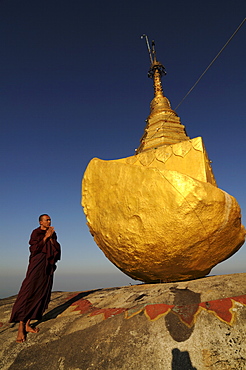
xmin=82 ymin=39 xmax=245 ymax=282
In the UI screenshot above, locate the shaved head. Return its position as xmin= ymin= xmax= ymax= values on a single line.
xmin=39 ymin=214 xmax=49 ymax=222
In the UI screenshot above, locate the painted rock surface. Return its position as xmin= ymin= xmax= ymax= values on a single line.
xmin=1 ymin=274 xmax=246 ymax=370
xmin=82 ymin=155 xmax=245 ymax=282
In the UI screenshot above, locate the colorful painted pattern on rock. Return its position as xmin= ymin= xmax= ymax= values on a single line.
xmin=66 ymin=294 xmax=246 ymax=327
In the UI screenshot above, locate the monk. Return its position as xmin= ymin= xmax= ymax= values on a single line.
xmin=10 ymin=214 xmax=61 ymax=343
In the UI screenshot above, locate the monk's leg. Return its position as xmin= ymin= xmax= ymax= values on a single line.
xmin=16 ymin=321 xmax=26 ymax=343
xmin=25 ymin=319 xmax=39 ymax=333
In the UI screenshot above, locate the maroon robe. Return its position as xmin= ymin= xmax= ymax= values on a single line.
xmin=9 ymin=227 xmax=61 ymax=323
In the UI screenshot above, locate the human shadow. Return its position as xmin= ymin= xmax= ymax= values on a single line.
xmin=33 ymin=289 xmax=101 ymax=326
xmin=171 ymin=348 xmax=197 ymax=370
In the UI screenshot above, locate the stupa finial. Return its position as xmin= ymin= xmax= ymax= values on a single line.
xmin=141 ymin=35 xmax=166 ymax=98
xmin=136 ymin=36 xmax=189 ymax=153
xmin=140 ymin=34 xmax=154 ymax=64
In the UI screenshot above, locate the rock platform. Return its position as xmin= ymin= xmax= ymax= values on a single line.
xmin=0 ymin=273 xmax=246 ymax=369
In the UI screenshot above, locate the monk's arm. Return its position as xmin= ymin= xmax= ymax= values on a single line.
xmin=29 ymin=229 xmax=53 ymax=254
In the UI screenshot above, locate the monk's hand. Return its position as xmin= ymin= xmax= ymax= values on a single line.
xmin=46 ymin=226 xmax=55 ymax=238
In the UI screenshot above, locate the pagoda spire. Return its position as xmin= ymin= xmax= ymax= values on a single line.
xmin=136 ymin=36 xmax=189 ymax=154
xmin=146 ymin=37 xmax=167 ymax=99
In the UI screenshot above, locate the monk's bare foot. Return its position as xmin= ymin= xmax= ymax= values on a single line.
xmin=16 ymin=322 xmax=26 ymax=343
xmin=16 ymin=337 xmax=25 ymax=343
xmin=25 ymin=323 xmax=40 ymax=334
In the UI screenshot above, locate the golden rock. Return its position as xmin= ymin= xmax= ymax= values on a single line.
xmin=82 ymin=153 xmax=245 ymax=282
xmin=82 ymin=40 xmax=245 ymax=282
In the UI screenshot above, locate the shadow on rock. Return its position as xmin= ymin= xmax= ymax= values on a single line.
xmin=172 ymin=348 xmax=197 ymax=370
xmin=34 ymin=289 xmax=101 ymax=325
xmin=165 ymin=287 xmax=201 ymax=342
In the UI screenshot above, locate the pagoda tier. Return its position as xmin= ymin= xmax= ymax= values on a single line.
xmin=136 ymin=60 xmax=189 ymax=154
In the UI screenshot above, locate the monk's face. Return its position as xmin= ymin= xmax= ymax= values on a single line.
xmin=40 ymin=215 xmax=51 ymax=230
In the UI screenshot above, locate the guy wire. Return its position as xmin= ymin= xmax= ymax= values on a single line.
xmin=174 ymin=17 xmax=246 ymax=111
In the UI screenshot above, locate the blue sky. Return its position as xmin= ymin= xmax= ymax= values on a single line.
xmin=0 ymin=0 xmax=245 ymax=298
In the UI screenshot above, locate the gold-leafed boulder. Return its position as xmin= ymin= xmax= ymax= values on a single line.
xmin=82 ymin=152 xmax=245 ymax=282
xmin=82 ymin=41 xmax=245 ymax=282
